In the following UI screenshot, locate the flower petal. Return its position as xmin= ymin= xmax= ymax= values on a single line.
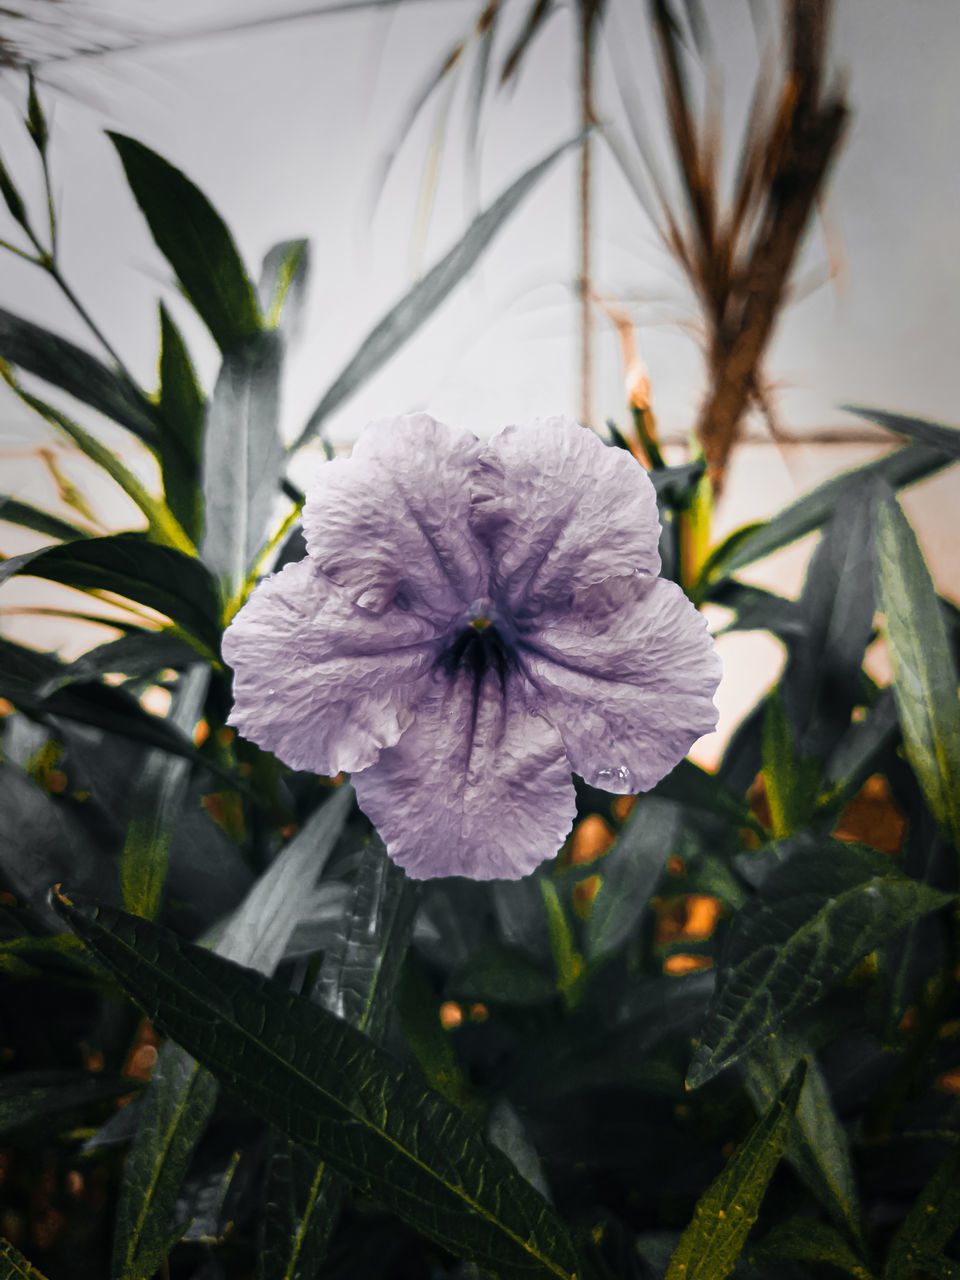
xmin=353 ymin=669 xmax=576 ymax=880
xmin=302 ymin=413 xmax=488 ymax=619
xmin=223 ymin=557 xmax=442 ymax=774
xmin=519 ymin=575 xmax=721 ymax=793
xmin=470 ymin=416 xmax=661 ymax=617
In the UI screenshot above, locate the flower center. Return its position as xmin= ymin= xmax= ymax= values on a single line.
xmin=435 ymin=618 xmax=516 ymax=694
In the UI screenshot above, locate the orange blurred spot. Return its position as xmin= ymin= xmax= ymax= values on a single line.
xmin=611 ymin=794 xmax=637 ymax=823
xmin=0 ymin=697 xmax=14 ymax=716
xmin=663 ymin=954 xmax=713 ymax=975
xmin=935 ymin=1067 xmax=960 ymax=1095
xmin=47 ymin=770 xmax=67 ymax=794
xmin=573 ymin=874 xmax=602 ymax=919
xmin=217 ymin=726 xmax=236 ymax=747
xmin=193 ymin=718 xmax=210 ymax=746
xmin=666 ymin=854 xmax=685 ymax=877
xmin=238 ymin=762 xmax=253 ymax=777
xmin=66 ymin=1171 xmax=84 ymax=1198
xmin=898 ymin=1008 xmax=917 ymax=1035
xmin=122 ymin=1020 xmax=162 ymax=1085
xmin=568 ymin=815 xmax=616 ymax=866
xmin=748 ymin=773 xmax=771 ymax=831
xmin=279 ymin=824 xmax=300 ymax=839
xmin=683 ymin=895 xmax=721 ymax=941
xmin=468 ymin=1003 xmax=489 ymax=1022
xmin=439 ymin=1002 xmax=463 ymax=1029
xmin=833 ymin=774 xmax=906 ymax=854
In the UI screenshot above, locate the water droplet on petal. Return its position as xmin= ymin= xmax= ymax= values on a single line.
xmin=595 ymin=764 xmax=634 ymax=790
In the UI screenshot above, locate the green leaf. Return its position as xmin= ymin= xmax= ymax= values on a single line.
xmin=0 ymin=1235 xmax=52 ymax=1280
xmin=0 ymin=494 xmax=91 ymax=542
xmin=53 ymin=893 xmax=587 ymax=1280
xmin=0 ymin=534 xmax=221 ymax=655
xmin=876 ymin=493 xmax=960 ymax=853
xmin=585 ymin=796 xmax=680 ymax=963
xmin=261 ymin=835 xmax=416 ymax=1280
xmin=746 ymin=1033 xmax=862 ymax=1243
xmin=395 ymin=948 xmax=477 ymax=1115
xmin=883 ymin=1148 xmax=960 ymax=1280
xmin=708 ymin=581 xmax=806 ymax=643
xmin=447 ymin=944 xmax=557 ymax=1007
xmin=822 ymin=687 xmax=899 ymax=809
xmin=292 ymin=134 xmax=580 ymax=450
xmin=687 ymin=844 xmax=952 ymax=1088
xmin=108 ymin=133 xmax=263 ymax=352
xmin=843 ymin=405 xmax=960 ymax=460
xmin=258 ymin=239 xmax=310 ymax=334
xmin=0 ymin=306 xmax=159 ymax=441
xmin=750 ymin=1219 xmax=875 ymax=1278
xmin=201 ymin=330 xmax=284 ymax=601
xmin=156 ymin=303 xmax=205 ymax=542
xmin=0 ymin=1070 xmax=140 ymax=1141
xmin=111 ymin=786 xmax=354 ymax=1280
xmin=783 ymin=487 xmax=880 ymax=757
xmin=711 ymin=444 xmax=954 ymax=580
xmin=26 ymin=70 xmax=48 ymax=154
xmin=761 ymin=691 xmax=821 ymax=839
xmin=120 ymin=664 xmax=209 ymax=921
xmin=665 ymin=1059 xmax=807 ymax=1280
xmin=56 ymin=630 xmax=202 ymax=686
xmin=0 ymin=155 xmax=29 ymax=229
xmin=652 ymin=758 xmax=754 ymax=828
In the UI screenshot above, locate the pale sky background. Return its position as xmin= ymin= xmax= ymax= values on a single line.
xmin=1 ymin=0 xmax=958 ymax=764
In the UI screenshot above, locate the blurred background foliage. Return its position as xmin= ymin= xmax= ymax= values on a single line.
xmin=0 ymin=3 xmax=959 ymax=1279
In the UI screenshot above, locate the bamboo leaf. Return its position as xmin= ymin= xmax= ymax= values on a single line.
xmin=0 ymin=494 xmax=91 ymax=542
xmin=156 ymin=304 xmax=205 ymax=542
xmin=665 ymin=1059 xmax=807 ymax=1280
xmin=876 ymin=493 xmax=960 ymax=854
xmin=293 ymin=134 xmax=580 ymax=450
xmin=109 ymin=133 xmax=263 ymax=352
xmin=52 ymin=892 xmax=588 ymax=1280
xmin=842 ymin=405 xmax=960 ymax=460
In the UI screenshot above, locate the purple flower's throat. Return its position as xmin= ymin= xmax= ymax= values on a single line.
xmin=435 ymin=618 xmax=517 ymax=696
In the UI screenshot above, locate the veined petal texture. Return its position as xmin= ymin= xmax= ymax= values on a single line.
xmin=519 ymin=575 xmax=721 ymax=793
xmin=303 ymin=413 xmax=488 ymax=619
xmin=223 ymin=558 xmax=441 ymax=775
xmin=353 ymin=668 xmax=577 ymax=880
xmin=471 ymin=415 xmax=662 ymax=617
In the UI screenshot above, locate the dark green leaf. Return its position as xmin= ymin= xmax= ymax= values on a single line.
xmin=822 ymin=688 xmax=899 ymax=809
xmin=876 ymin=493 xmax=960 ymax=853
xmin=713 ymin=444 xmax=954 ymax=580
xmin=57 ymin=630 xmax=202 ymax=686
xmin=0 ymin=1071 xmax=140 ymax=1141
xmin=585 ymin=797 xmax=680 ymax=963
xmin=293 ymin=135 xmax=580 ymax=450
xmin=258 ymin=239 xmax=310 ymax=335
xmin=394 ymin=948 xmax=477 ymax=1114
xmin=53 ymin=894 xmax=586 ymax=1280
xmin=0 ymin=1235 xmax=52 ymax=1280
xmin=0 ymin=534 xmax=221 ymax=654
xmin=693 ymin=522 xmax=766 ymax=596
xmin=0 ymin=494 xmax=90 ymax=542
xmin=687 ymin=844 xmax=952 ymax=1088
xmin=157 ymin=303 xmax=205 ymax=542
xmin=665 ymin=1060 xmax=807 ymax=1280
xmin=783 ymin=487 xmax=880 ymax=757
xmin=653 ymin=757 xmax=753 ymax=827
xmin=0 ymin=156 xmax=28 ymax=228
xmin=882 ymin=1148 xmax=960 ymax=1280
xmin=120 ymin=665 xmax=209 ymax=921
xmin=750 ymin=1219 xmax=874 ymax=1278
xmin=708 ymin=581 xmax=806 ymax=643
xmin=111 ymin=786 xmax=354 ymax=1280
xmin=842 ymin=405 xmax=960 ymax=460
xmin=648 ymin=459 xmax=706 ymax=504
xmin=109 ymin=133 xmax=262 ymax=352
xmin=26 ymin=70 xmax=48 ymax=154
xmin=0 ymin=306 xmax=158 ymax=440
xmin=746 ymin=1033 xmax=862 ymax=1242
xmin=761 ymin=691 xmax=820 ymax=839
xmin=261 ymin=835 xmax=416 ymax=1280
xmin=201 ymin=330 xmax=284 ymax=598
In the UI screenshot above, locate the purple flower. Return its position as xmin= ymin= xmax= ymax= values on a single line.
xmin=223 ymin=415 xmax=721 ymax=880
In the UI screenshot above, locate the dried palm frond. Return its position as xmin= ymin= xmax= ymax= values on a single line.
xmin=643 ymin=0 xmax=848 ymax=489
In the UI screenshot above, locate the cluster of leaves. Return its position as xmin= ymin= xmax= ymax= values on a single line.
xmin=1 ymin=79 xmax=960 ymax=1280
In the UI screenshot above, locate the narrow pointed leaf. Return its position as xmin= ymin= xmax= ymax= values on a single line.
xmin=585 ymin=796 xmax=680 ymax=962
xmin=653 ymin=757 xmax=753 ymax=827
xmin=708 ymin=581 xmax=806 ymax=642
xmin=258 ymin=239 xmax=310 ymax=335
xmin=687 ymin=844 xmax=952 ymax=1088
xmin=0 ymin=1071 xmax=140 ymax=1141
xmin=57 ymin=630 xmax=201 ymax=686
xmin=665 ymin=1059 xmax=807 ymax=1280
xmin=201 ymin=330 xmax=283 ymax=600
xmin=156 ymin=304 xmax=205 ymax=542
xmin=750 ymin=1220 xmax=875 ymax=1278
xmin=0 ymin=306 xmax=158 ymax=440
xmin=111 ymin=786 xmax=354 ymax=1280
xmin=53 ymin=893 xmax=587 ymax=1280
xmin=714 ymin=444 xmax=953 ymax=579
xmin=109 ymin=133 xmax=262 ymax=352
xmin=883 ymin=1148 xmax=960 ymax=1280
xmin=120 ymin=664 xmax=210 ymax=921
xmin=746 ymin=1033 xmax=862 ymax=1242
xmin=0 ymin=494 xmax=90 ymax=542
xmin=842 ymin=405 xmax=960 ymax=459
xmin=876 ymin=493 xmax=960 ymax=853
xmin=293 ymin=134 xmax=579 ymax=450
xmin=0 ymin=534 xmax=221 ymax=654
